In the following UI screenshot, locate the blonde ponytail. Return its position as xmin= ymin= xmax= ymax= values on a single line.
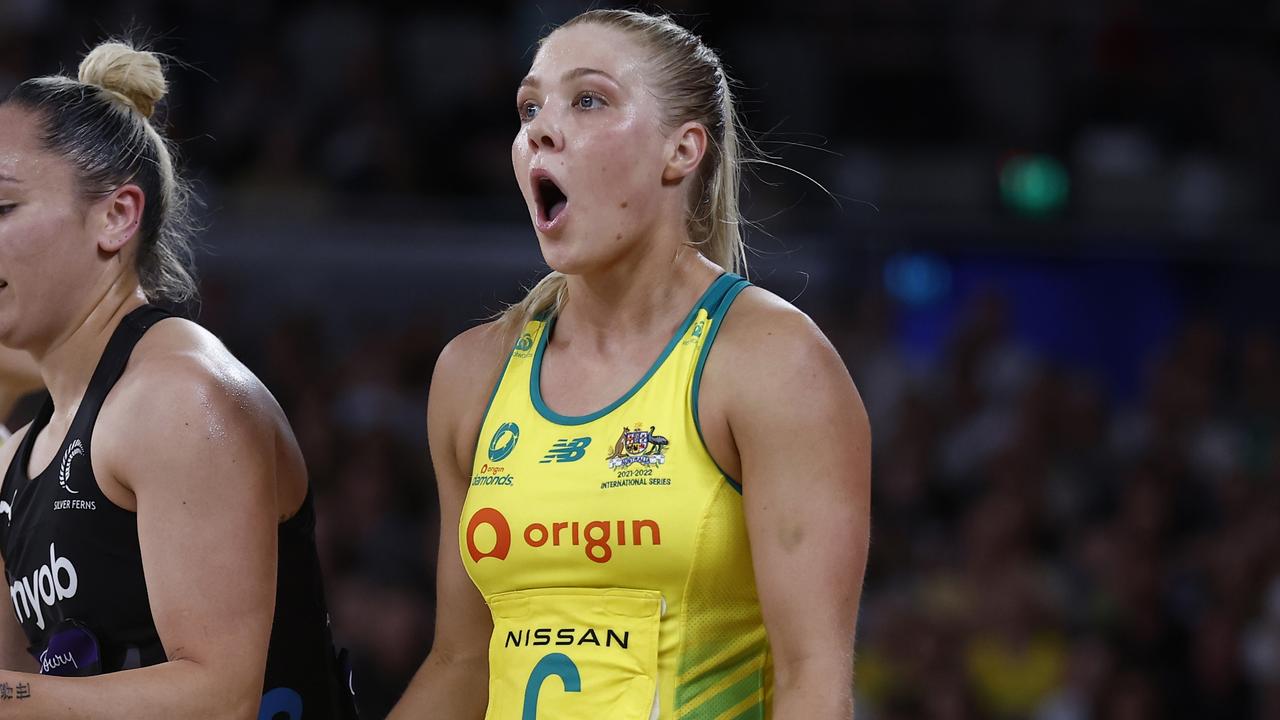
xmin=497 ymin=271 xmax=570 ymax=341
xmin=698 ymin=74 xmax=747 ymax=276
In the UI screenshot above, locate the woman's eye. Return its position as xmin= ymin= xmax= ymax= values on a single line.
xmin=575 ymin=92 xmax=604 ymax=110
xmin=519 ymin=102 xmax=539 ymax=122
xmin=0 ymin=204 xmax=16 ymax=217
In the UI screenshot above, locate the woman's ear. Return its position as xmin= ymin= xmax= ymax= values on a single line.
xmin=662 ymin=121 xmax=709 ymax=184
xmin=94 ymin=184 xmax=145 ymax=254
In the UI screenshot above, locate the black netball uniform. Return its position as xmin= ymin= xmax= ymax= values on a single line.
xmin=0 ymin=306 xmax=358 ymax=719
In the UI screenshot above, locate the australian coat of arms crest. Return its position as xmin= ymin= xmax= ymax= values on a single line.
xmin=607 ymin=425 xmax=669 ymax=470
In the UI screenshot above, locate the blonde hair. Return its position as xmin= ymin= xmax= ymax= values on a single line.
xmin=78 ymin=42 xmax=168 ymax=119
xmin=499 ymin=9 xmax=747 ymax=338
xmin=6 ymin=40 xmax=197 ymax=303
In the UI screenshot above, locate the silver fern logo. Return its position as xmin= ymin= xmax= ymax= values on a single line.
xmin=59 ymin=440 xmax=82 ymax=495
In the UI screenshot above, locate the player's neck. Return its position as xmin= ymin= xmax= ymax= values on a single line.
xmin=557 ymin=242 xmax=720 ymax=353
xmin=34 ymin=278 xmax=148 ymax=420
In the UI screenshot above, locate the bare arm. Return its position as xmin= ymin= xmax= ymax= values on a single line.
xmin=717 ymin=295 xmax=871 ymax=719
xmin=0 ymin=426 xmax=38 ymax=673
xmin=0 ymin=363 xmax=278 ymax=719
xmin=0 ymin=554 xmax=38 ymax=674
xmin=388 ymin=325 xmax=504 ymax=719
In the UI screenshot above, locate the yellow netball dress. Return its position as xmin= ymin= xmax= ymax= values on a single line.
xmin=461 ymin=272 xmax=772 ymax=719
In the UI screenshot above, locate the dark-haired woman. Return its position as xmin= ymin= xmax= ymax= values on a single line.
xmin=0 ymin=42 xmax=358 ymax=718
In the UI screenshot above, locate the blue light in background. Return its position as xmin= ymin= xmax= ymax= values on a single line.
xmin=890 ymin=254 xmax=1181 ymax=403
xmin=884 ymin=252 xmax=952 ymax=306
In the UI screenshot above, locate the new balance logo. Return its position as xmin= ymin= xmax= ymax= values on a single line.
xmin=540 ymin=438 xmax=592 ymax=464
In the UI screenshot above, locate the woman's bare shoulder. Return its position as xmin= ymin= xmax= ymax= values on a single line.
xmin=714 ymin=285 xmax=835 ymax=360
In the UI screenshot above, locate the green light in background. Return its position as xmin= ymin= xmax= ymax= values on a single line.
xmin=999 ymin=154 xmax=1069 ymax=217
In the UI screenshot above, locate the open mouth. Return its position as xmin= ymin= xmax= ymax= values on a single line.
xmin=533 ymin=172 xmax=569 ymax=227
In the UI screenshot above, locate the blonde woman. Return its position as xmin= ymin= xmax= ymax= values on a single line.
xmin=394 ymin=10 xmax=870 ymax=719
xmin=0 ymin=42 xmax=357 ymax=718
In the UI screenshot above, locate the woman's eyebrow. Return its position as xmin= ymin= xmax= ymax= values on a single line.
xmin=519 ymin=67 xmax=620 ymax=91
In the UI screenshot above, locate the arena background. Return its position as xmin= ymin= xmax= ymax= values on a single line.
xmin=3 ymin=1 xmax=1279 ymax=718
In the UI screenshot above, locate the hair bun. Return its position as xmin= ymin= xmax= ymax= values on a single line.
xmin=77 ymin=42 xmax=167 ymax=119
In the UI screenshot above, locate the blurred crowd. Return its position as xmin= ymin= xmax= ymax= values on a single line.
xmin=839 ymin=292 xmax=1280 ymax=720
xmin=1 ymin=0 xmax=1277 ymax=227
